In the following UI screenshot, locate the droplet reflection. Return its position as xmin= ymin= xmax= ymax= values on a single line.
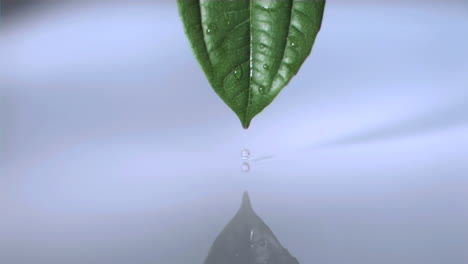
xmin=241 ymin=162 xmax=250 ymax=173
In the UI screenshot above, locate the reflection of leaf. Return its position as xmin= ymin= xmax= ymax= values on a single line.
xmin=204 ymin=192 xmax=300 ymax=264
xmin=178 ymin=0 xmax=325 ymax=128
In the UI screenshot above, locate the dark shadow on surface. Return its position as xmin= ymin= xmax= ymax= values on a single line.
xmin=204 ymin=192 xmax=299 ymax=264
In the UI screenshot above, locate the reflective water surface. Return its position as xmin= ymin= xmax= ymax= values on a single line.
xmin=205 ymin=192 xmax=299 ymax=264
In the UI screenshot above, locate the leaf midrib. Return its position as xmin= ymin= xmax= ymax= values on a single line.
xmin=243 ymin=1 xmax=296 ymax=128
xmin=244 ymin=0 xmax=253 ymax=128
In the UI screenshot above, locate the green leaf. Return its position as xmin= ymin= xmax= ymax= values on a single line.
xmin=177 ymin=0 xmax=325 ymax=128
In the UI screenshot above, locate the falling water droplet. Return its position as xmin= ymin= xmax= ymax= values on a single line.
xmin=241 ymin=162 xmax=250 ymax=173
xmin=234 ymin=66 xmax=243 ymax=79
xmin=241 ymin=148 xmax=250 ymax=160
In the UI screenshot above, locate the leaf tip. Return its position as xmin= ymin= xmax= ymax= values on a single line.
xmin=241 ymin=119 xmax=251 ymax=129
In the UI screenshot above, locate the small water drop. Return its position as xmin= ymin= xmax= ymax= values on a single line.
xmin=206 ymin=23 xmax=218 ymax=34
xmin=288 ymin=36 xmax=299 ymax=48
xmin=241 ymin=148 xmax=250 ymax=160
xmin=289 ymin=37 xmax=299 ymax=48
xmin=258 ymin=86 xmax=267 ymax=95
xmin=263 ymin=64 xmax=269 ymax=70
xmin=241 ymin=162 xmax=250 ymax=173
xmin=234 ymin=66 xmax=243 ymax=79
xmin=260 ymin=43 xmax=266 ymax=49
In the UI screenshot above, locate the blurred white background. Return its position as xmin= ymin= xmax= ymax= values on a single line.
xmin=1 ymin=1 xmax=467 ymax=263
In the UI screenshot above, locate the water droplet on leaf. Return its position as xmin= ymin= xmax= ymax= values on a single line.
xmin=263 ymin=64 xmax=269 ymax=70
xmin=289 ymin=36 xmax=299 ymax=47
xmin=234 ymin=66 xmax=243 ymax=79
xmin=206 ymin=23 xmax=218 ymax=34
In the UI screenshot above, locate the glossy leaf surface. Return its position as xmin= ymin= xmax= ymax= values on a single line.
xmin=178 ymin=0 xmax=325 ymax=128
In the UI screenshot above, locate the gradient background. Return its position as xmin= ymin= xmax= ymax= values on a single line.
xmin=1 ymin=1 xmax=468 ymax=263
